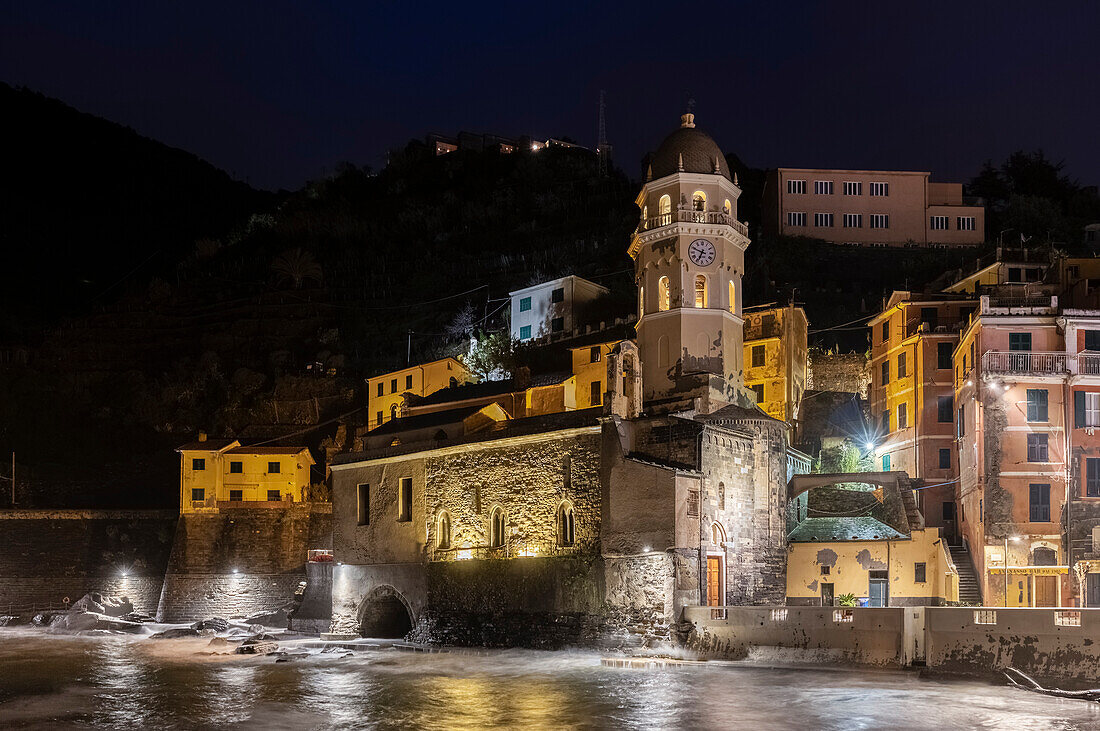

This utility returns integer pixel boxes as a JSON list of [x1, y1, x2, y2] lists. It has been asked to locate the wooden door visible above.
[[1035, 576, 1057, 607], [706, 556, 722, 606]]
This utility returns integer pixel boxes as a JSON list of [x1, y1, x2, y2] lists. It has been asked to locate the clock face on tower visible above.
[[688, 239, 716, 266]]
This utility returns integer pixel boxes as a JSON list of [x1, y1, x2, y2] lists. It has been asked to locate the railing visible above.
[[1079, 354, 1100, 376], [982, 351, 1067, 375], [640, 210, 749, 237]]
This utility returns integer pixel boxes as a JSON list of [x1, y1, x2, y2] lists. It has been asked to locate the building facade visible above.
[[329, 114, 798, 645], [743, 305, 808, 423], [177, 438, 314, 513], [763, 168, 984, 247], [366, 357, 475, 430], [509, 275, 609, 343]]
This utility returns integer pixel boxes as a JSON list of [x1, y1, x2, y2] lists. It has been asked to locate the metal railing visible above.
[[640, 210, 749, 237], [982, 351, 1067, 375]]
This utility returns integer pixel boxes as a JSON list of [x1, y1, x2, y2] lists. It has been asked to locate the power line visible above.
[[808, 312, 878, 335]]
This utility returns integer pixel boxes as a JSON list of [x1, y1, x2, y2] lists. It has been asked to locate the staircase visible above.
[[949, 544, 983, 604]]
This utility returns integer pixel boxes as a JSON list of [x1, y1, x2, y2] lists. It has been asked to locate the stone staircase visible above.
[[949, 544, 983, 604]]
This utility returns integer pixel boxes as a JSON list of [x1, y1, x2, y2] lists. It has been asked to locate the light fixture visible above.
[[643, 545, 652, 553], [231, 568, 240, 574], [966, 380, 973, 387]]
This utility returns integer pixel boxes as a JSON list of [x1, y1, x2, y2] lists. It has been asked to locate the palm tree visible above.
[[271, 248, 323, 289]]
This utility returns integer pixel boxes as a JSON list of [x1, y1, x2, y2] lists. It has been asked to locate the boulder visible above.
[[191, 617, 230, 632], [243, 608, 290, 628], [47, 610, 145, 634], [149, 627, 201, 639], [70, 592, 134, 618]]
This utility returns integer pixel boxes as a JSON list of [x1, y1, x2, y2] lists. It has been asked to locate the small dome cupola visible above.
[[649, 113, 731, 181]]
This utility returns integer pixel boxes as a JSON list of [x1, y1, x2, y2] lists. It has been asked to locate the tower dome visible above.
[[649, 113, 731, 181]]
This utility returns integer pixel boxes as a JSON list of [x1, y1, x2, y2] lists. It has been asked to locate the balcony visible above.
[[982, 351, 1067, 376], [1078, 354, 1100, 376], [640, 210, 749, 237]]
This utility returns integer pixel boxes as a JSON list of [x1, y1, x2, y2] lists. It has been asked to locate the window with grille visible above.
[[930, 215, 949, 230], [814, 180, 833, 195], [870, 214, 890, 229], [957, 216, 976, 231], [843, 181, 862, 195], [843, 213, 862, 228], [814, 212, 834, 227], [752, 345, 765, 368], [1009, 332, 1032, 351], [787, 211, 806, 226], [787, 179, 806, 194], [869, 182, 889, 196], [519, 296, 532, 312]]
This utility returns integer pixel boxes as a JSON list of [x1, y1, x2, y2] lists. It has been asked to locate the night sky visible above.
[[3, 1, 1098, 191]]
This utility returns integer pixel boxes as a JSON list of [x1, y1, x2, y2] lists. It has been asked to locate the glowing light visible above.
[[516, 546, 538, 557], [231, 568, 240, 574], [643, 545, 652, 553], [456, 548, 474, 560], [966, 380, 973, 387], [864, 441, 875, 451]]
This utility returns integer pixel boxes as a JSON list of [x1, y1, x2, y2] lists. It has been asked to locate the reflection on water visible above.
[[1, 629, 1099, 730]]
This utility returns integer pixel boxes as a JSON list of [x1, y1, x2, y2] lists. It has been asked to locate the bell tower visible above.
[[630, 112, 751, 412]]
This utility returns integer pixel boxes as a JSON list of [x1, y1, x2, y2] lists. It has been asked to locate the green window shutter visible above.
[[1075, 390, 1086, 428]]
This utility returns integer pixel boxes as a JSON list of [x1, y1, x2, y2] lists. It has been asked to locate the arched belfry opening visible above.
[[358, 585, 414, 639]]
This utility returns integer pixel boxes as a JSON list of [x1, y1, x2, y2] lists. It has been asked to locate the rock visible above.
[[123, 612, 156, 623], [47, 610, 145, 634], [149, 627, 201, 639], [243, 608, 289, 628], [70, 592, 134, 618], [236, 640, 279, 655], [191, 617, 230, 632]]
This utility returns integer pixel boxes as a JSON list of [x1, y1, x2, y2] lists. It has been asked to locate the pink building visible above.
[[763, 169, 984, 247]]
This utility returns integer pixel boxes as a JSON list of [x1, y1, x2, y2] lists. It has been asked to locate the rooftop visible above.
[[649, 114, 731, 181], [787, 516, 908, 543], [177, 439, 238, 452]]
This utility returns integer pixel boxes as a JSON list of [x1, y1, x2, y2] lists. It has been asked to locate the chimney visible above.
[[198, 431, 208, 442]]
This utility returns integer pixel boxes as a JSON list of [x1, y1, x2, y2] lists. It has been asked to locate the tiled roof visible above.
[[787, 516, 908, 543], [177, 439, 237, 451], [334, 407, 603, 465], [650, 123, 731, 181], [414, 379, 518, 407], [367, 405, 485, 437], [225, 446, 310, 455]]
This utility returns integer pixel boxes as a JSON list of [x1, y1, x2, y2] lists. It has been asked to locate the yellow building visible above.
[[743, 305, 808, 423], [367, 357, 476, 430], [786, 525, 959, 606], [570, 339, 624, 409], [177, 438, 315, 513]]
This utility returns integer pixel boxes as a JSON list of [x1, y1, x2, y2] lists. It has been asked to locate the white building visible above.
[[509, 275, 608, 342]]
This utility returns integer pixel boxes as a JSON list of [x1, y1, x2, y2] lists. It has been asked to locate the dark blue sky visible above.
[[3, 1, 1098, 190]]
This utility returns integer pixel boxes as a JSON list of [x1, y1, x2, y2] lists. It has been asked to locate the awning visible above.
[[988, 565, 1068, 576]]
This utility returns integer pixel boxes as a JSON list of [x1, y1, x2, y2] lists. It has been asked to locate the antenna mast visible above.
[[597, 90, 611, 176]]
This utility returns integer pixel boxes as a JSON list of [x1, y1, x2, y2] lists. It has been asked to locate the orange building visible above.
[[868, 292, 976, 537]]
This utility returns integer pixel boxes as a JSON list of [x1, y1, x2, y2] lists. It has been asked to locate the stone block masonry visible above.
[[157, 504, 332, 622], [0, 510, 177, 616]]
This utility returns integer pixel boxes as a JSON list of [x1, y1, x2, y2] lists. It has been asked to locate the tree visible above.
[[271, 248, 323, 289], [463, 330, 516, 380]]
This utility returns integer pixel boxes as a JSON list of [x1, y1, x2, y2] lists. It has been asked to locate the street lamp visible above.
[[1004, 535, 1023, 606]]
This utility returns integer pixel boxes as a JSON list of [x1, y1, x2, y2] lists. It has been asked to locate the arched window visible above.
[[449, 376, 458, 388], [489, 507, 505, 548], [390, 404, 399, 419], [723, 199, 731, 216], [658, 195, 671, 215], [728, 281, 736, 315], [638, 286, 645, 317], [642, 205, 648, 227], [695, 275, 707, 308], [658, 276, 670, 311], [437, 512, 451, 550], [558, 502, 575, 547], [711, 522, 726, 546], [693, 190, 707, 211]]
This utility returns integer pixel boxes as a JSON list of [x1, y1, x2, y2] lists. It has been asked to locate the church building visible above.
[[329, 114, 797, 645]]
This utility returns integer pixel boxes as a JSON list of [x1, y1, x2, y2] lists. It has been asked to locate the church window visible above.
[[712, 522, 726, 545], [642, 205, 648, 226], [692, 190, 707, 211], [437, 512, 452, 549], [718, 482, 726, 510], [639, 286, 645, 317], [695, 275, 707, 308], [558, 502, 575, 547], [728, 281, 736, 314], [489, 507, 505, 548], [658, 276, 670, 311], [723, 199, 731, 216]]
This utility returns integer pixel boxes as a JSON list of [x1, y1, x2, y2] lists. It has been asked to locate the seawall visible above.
[[0, 510, 177, 616]]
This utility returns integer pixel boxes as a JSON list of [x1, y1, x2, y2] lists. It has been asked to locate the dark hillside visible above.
[[0, 83, 273, 340]]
